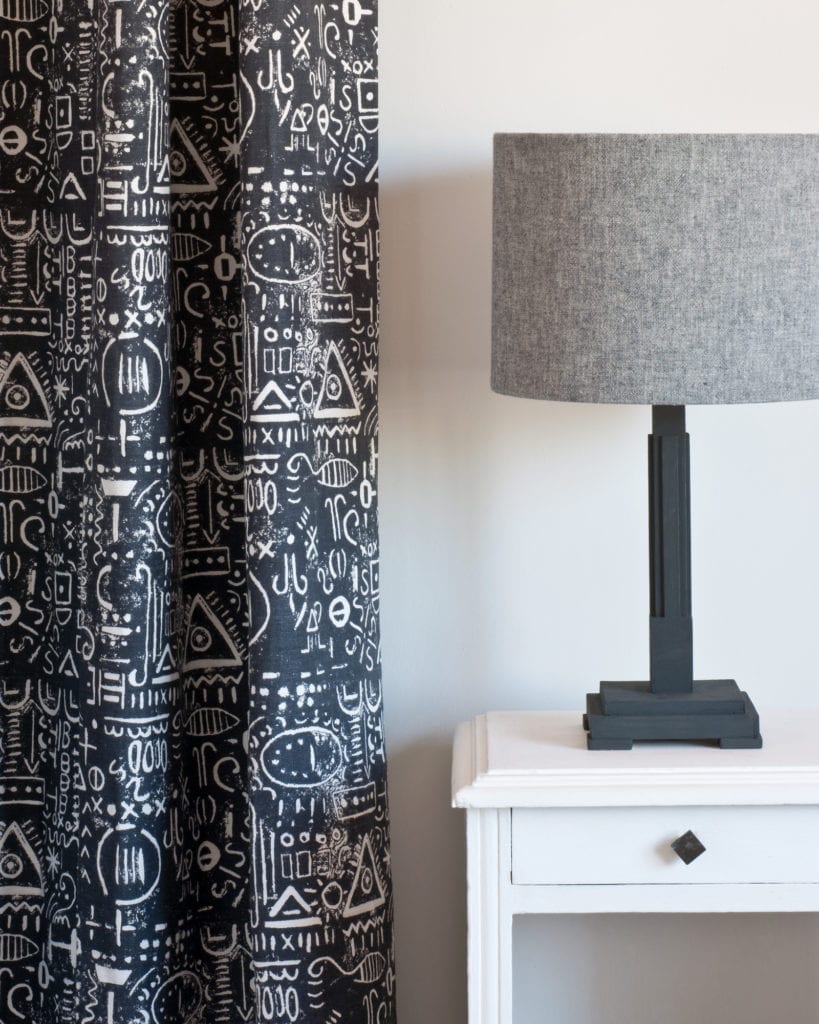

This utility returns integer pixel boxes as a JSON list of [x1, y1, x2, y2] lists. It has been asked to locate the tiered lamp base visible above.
[[583, 680, 762, 750]]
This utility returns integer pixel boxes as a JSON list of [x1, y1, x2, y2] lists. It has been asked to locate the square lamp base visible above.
[[583, 680, 762, 750]]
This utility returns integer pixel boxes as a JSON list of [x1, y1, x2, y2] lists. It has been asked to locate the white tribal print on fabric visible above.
[[0, 0, 395, 1020]]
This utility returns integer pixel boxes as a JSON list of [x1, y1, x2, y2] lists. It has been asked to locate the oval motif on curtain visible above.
[[0, 464, 47, 493], [246, 224, 321, 283], [260, 726, 343, 788], [150, 971, 203, 1024], [100, 335, 164, 415], [0, 933, 38, 962], [96, 826, 161, 906]]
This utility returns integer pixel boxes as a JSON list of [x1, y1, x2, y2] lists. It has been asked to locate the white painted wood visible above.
[[508, 882, 819, 915], [466, 809, 514, 1024], [452, 711, 819, 809], [454, 711, 819, 1024], [452, 719, 480, 808], [496, 810, 513, 1024], [512, 805, 819, 885]]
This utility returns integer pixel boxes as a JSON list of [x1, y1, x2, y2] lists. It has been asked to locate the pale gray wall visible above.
[[379, 2, 819, 1021]]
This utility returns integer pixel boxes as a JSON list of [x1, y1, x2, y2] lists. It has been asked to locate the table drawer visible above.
[[511, 805, 819, 886]]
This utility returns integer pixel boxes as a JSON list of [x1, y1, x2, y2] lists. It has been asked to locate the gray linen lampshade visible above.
[[492, 133, 819, 405]]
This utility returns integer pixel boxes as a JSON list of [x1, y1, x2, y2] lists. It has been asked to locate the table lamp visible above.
[[492, 133, 818, 750]]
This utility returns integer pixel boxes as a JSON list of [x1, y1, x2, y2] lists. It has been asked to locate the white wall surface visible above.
[[379, 2, 819, 1022]]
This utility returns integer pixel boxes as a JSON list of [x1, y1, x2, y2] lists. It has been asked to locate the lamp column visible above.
[[582, 405, 762, 749], [649, 405, 694, 693]]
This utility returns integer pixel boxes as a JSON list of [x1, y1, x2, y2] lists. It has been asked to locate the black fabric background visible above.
[[0, 0, 394, 1019]]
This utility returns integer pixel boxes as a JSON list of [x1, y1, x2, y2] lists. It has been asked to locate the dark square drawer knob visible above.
[[671, 830, 706, 865]]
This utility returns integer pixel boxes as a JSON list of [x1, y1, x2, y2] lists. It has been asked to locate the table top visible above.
[[452, 710, 819, 808]]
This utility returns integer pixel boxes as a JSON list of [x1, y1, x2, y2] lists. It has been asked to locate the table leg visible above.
[[467, 809, 514, 1023]]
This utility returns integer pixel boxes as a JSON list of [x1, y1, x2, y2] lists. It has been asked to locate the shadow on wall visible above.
[[379, 167, 497, 713], [386, 737, 468, 1023], [516, 913, 819, 1024], [379, 167, 646, 709], [380, 169, 493, 374], [379, 169, 647, 1024], [379, 168, 493, 1024]]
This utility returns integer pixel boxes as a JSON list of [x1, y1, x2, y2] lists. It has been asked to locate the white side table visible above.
[[452, 711, 819, 1024]]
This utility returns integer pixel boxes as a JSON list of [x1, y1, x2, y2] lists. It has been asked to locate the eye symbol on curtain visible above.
[[325, 374, 342, 401], [0, 353, 52, 427], [0, 853, 23, 880], [5, 384, 30, 411], [183, 594, 242, 670], [191, 626, 213, 652], [0, 823, 43, 895], [170, 150, 187, 176], [358, 866, 374, 895]]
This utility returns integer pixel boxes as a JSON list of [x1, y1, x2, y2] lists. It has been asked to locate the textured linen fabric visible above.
[[492, 134, 819, 404], [0, 0, 395, 1021]]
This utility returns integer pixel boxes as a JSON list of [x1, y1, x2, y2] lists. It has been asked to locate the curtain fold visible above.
[[0, 0, 395, 1019]]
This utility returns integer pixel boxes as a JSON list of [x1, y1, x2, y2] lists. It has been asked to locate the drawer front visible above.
[[511, 806, 819, 886]]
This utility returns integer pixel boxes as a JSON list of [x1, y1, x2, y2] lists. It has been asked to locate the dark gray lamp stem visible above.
[[649, 405, 694, 694]]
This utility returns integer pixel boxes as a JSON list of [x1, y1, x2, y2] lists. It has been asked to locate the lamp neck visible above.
[[649, 404, 694, 693]]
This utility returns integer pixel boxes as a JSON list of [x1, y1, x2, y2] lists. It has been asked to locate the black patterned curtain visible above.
[[0, 0, 394, 1018]]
